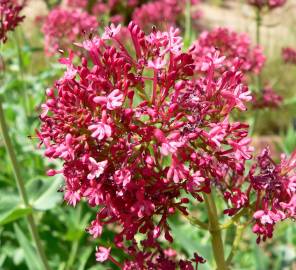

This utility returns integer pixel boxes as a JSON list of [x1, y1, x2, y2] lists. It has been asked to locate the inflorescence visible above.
[[38, 22, 296, 269]]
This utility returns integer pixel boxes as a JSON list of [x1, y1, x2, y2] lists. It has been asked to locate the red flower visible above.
[[38, 21, 296, 268]]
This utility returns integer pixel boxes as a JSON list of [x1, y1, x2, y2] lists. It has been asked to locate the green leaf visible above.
[[31, 177, 63, 211], [13, 223, 43, 270], [169, 217, 212, 270], [254, 242, 269, 270], [0, 206, 32, 226], [0, 192, 32, 226], [283, 96, 296, 106]]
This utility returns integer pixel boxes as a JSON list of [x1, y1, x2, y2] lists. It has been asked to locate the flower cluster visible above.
[[66, 0, 88, 9], [42, 0, 201, 55], [282, 47, 296, 65], [250, 148, 296, 243], [65, 0, 201, 30], [132, 0, 201, 31], [189, 27, 266, 75], [0, 0, 25, 43], [38, 22, 296, 268], [42, 8, 98, 55], [247, 0, 286, 9], [252, 87, 283, 109]]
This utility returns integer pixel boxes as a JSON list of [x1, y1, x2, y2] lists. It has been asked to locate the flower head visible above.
[[42, 8, 98, 55], [248, 0, 286, 9], [0, 0, 25, 43], [190, 27, 266, 75], [38, 21, 296, 267], [282, 47, 296, 64]]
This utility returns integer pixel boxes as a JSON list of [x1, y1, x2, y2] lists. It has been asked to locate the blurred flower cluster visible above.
[[38, 21, 296, 268], [42, 7, 98, 55], [132, 0, 202, 31], [41, 0, 201, 54], [252, 87, 283, 109], [189, 27, 266, 75], [282, 47, 296, 64], [0, 0, 25, 43], [247, 0, 286, 9]]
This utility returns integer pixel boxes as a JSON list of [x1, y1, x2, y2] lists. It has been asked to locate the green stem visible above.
[[65, 240, 79, 270], [220, 207, 249, 230], [204, 193, 228, 270], [185, 215, 208, 230], [184, 0, 192, 49], [255, 7, 262, 92], [226, 224, 245, 266], [0, 96, 50, 270], [14, 30, 29, 118], [251, 7, 263, 136]]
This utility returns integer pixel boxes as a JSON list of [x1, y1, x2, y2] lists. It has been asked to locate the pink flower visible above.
[[148, 58, 167, 69], [114, 168, 131, 187], [102, 23, 121, 40], [161, 141, 183, 156], [87, 219, 103, 238], [167, 157, 189, 183], [221, 84, 252, 113], [106, 89, 124, 110], [94, 89, 124, 110], [187, 171, 205, 192], [64, 189, 81, 207], [88, 122, 112, 140], [95, 246, 111, 262], [87, 158, 108, 180], [40, 104, 49, 119], [205, 118, 229, 147], [228, 138, 254, 160]]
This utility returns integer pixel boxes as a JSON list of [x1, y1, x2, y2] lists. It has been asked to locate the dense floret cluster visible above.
[[282, 47, 296, 64], [0, 0, 25, 43], [38, 22, 296, 268], [247, 0, 286, 9], [42, 8, 98, 55], [250, 148, 296, 243], [189, 28, 266, 75]]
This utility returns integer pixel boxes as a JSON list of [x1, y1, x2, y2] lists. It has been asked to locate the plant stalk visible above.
[[251, 7, 263, 136], [204, 193, 228, 270], [0, 96, 50, 270], [255, 7, 262, 91], [14, 30, 29, 118]]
